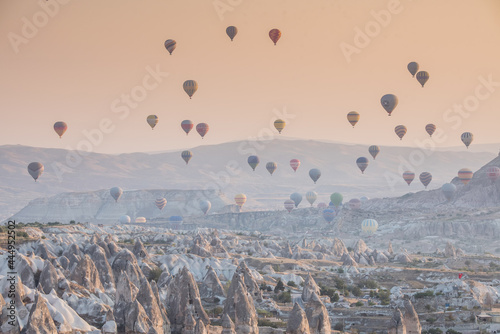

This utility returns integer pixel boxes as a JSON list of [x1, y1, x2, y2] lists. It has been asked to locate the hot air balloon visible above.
[[181, 150, 193, 165], [266, 162, 277, 175], [164, 39, 176, 55], [419, 172, 432, 189], [269, 28, 281, 45], [234, 194, 247, 208], [402, 171, 415, 185], [169, 216, 183, 227], [381, 94, 398, 116], [368, 145, 380, 159], [458, 168, 473, 185], [441, 183, 456, 201], [309, 169, 321, 184], [407, 62, 419, 77], [274, 119, 285, 134], [349, 198, 362, 210], [416, 71, 429, 87], [147, 115, 158, 130], [284, 199, 295, 213], [27, 162, 44, 181], [226, 26, 238, 41], [290, 193, 302, 208], [290, 159, 300, 172], [330, 193, 343, 207], [196, 123, 209, 138], [199, 200, 211, 215], [458, 273, 463, 279], [361, 219, 378, 234], [183, 80, 198, 99], [181, 120, 194, 135], [110, 187, 123, 202], [119, 215, 131, 224], [395, 125, 407, 140], [461, 132, 473, 148], [53, 121, 67, 138], [323, 209, 336, 223], [425, 124, 436, 137], [306, 191, 318, 206], [248, 156, 260, 171], [155, 198, 167, 210], [356, 157, 369, 174], [135, 217, 147, 223], [486, 166, 500, 182], [317, 202, 328, 209], [360, 196, 369, 202], [347, 111, 360, 128]]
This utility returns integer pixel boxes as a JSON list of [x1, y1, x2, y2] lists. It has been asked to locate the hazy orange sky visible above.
[[1, 0, 500, 154]]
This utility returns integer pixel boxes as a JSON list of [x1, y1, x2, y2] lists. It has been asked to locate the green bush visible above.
[[274, 279, 285, 293], [149, 268, 163, 282], [287, 281, 297, 287], [274, 291, 291, 303], [414, 290, 434, 298], [355, 301, 364, 307]]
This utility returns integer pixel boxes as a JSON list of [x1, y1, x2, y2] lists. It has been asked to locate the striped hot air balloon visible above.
[[403, 171, 415, 185], [407, 62, 419, 77], [181, 150, 193, 165], [147, 115, 158, 130], [196, 123, 209, 138], [322, 209, 336, 223], [248, 155, 260, 171], [306, 191, 318, 206], [155, 198, 167, 210], [425, 124, 436, 137], [135, 217, 147, 223], [274, 119, 285, 134], [419, 172, 432, 189], [395, 125, 407, 140], [416, 71, 429, 87], [317, 202, 328, 209], [53, 121, 67, 138], [381, 94, 398, 116], [290, 159, 300, 172], [27, 162, 44, 181], [309, 168, 321, 184], [266, 162, 277, 175], [361, 219, 378, 234], [234, 194, 247, 208], [486, 166, 500, 182], [347, 111, 360, 128], [226, 26, 238, 41], [284, 199, 295, 213], [181, 120, 194, 135], [269, 28, 281, 45], [368, 145, 380, 159], [183, 80, 198, 99], [458, 168, 473, 185], [461, 132, 473, 148], [349, 198, 361, 210], [356, 157, 369, 174], [164, 39, 176, 55]]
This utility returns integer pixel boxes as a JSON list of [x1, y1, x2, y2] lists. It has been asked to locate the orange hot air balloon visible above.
[[234, 193, 247, 210], [458, 168, 473, 185], [425, 124, 436, 137], [402, 171, 415, 185], [53, 122, 68, 138], [269, 29, 281, 45]]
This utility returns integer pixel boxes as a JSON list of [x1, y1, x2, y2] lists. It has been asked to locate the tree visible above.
[[287, 281, 297, 287], [274, 279, 285, 293], [352, 286, 362, 297], [484, 293, 494, 310]]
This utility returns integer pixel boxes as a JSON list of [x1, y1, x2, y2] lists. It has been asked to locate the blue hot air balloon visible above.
[[323, 209, 336, 223]]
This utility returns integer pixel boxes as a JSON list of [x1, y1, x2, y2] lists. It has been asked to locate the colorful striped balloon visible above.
[[181, 150, 192, 165], [234, 194, 247, 208], [347, 111, 360, 128], [274, 119, 285, 134], [147, 115, 158, 130], [306, 191, 318, 206], [181, 120, 194, 135], [361, 219, 378, 234], [356, 157, 369, 174], [368, 145, 380, 159], [164, 39, 176, 55], [53, 121, 67, 138], [196, 123, 209, 138], [395, 125, 407, 140], [284, 199, 295, 213], [425, 124, 436, 137], [403, 171, 415, 185], [419, 172, 432, 189], [266, 162, 277, 175], [155, 198, 167, 210], [461, 132, 473, 148], [183, 80, 198, 99], [416, 71, 429, 87], [226, 26, 238, 41], [486, 166, 500, 182], [323, 209, 336, 223], [458, 168, 473, 185], [290, 159, 300, 172], [269, 28, 281, 45]]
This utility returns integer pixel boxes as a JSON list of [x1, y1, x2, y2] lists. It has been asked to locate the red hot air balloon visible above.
[[53, 122, 68, 138], [269, 29, 281, 45], [181, 120, 194, 135], [290, 159, 300, 172], [458, 273, 463, 279], [196, 123, 209, 139]]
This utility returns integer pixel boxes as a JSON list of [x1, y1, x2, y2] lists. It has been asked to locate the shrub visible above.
[[355, 301, 364, 307], [334, 323, 344, 331], [414, 290, 434, 298], [274, 291, 291, 303], [149, 268, 163, 282], [287, 281, 297, 287], [274, 279, 285, 293]]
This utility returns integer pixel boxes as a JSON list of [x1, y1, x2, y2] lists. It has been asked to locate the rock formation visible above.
[[287, 302, 311, 334]]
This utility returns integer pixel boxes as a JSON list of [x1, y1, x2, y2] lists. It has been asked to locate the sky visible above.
[[1, 0, 500, 154]]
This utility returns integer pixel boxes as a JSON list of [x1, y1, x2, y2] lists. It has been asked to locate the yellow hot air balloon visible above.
[[234, 194, 247, 210], [183, 80, 198, 99], [274, 119, 285, 134], [147, 115, 158, 130], [347, 111, 360, 128]]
